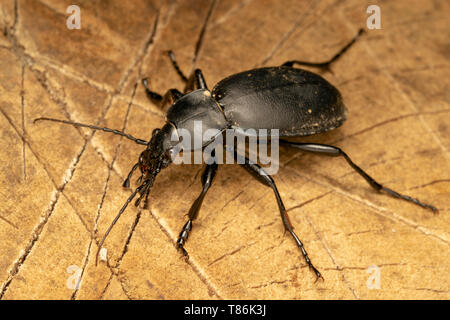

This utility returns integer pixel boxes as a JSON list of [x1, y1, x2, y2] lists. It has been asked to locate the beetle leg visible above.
[[236, 152, 323, 281], [142, 78, 183, 111], [166, 50, 209, 92], [282, 28, 365, 72], [167, 50, 189, 82], [33, 117, 148, 145], [184, 69, 209, 93], [123, 163, 140, 188], [177, 155, 218, 258], [160, 89, 183, 110], [143, 187, 151, 209], [95, 179, 151, 265], [281, 140, 438, 213]]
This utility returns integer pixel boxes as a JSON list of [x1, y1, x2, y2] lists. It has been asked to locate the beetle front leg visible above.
[[184, 69, 208, 92], [282, 29, 365, 72], [281, 140, 438, 212], [167, 50, 208, 92], [142, 78, 183, 111], [237, 153, 323, 281], [143, 186, 151, 209], [177, 158, 218, 257]]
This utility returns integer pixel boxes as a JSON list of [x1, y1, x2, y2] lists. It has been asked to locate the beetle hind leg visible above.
[[281, 140, 438, 213], [282, 28, 365, 72]]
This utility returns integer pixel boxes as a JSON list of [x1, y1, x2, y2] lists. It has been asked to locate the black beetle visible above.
[[35, 29, 437, 280]]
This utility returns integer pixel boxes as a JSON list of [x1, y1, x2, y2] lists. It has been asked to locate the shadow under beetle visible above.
[[35, 29, 437, 281]]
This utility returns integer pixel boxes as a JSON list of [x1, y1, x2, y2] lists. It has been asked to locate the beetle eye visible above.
[[152, 128, 160, 136]]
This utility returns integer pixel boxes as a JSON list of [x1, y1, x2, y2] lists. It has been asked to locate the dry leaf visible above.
[[0, 0, 448, 300]]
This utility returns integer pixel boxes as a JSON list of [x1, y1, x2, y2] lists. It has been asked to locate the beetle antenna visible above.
[[95, 179, 150, 266], [34, 117, 148, 145]]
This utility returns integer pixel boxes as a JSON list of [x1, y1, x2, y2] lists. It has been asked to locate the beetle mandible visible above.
[[35, 29, 437, 281]]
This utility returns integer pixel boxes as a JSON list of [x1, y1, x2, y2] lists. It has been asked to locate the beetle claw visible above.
[[179, 245, 189, 260], [311, 266, 324, 283]]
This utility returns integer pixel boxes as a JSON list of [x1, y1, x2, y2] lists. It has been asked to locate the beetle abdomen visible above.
[[212, 67, 346, 136]]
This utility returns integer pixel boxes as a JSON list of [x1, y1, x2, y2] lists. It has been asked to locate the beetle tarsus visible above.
[[95, 180, 151, 264], [33, 117, 148, 145], [173, 159, 218, 258], [142, 78, 163, 103], [143, 188, 151, 209], [281, 140, 438, 214], [381, 187, 438, 213]]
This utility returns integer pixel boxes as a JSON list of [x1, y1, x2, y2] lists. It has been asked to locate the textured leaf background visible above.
[[0, 0, 449, 300]]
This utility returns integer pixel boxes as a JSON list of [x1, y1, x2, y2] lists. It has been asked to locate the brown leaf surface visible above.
[[0, 0, 449, 300]]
